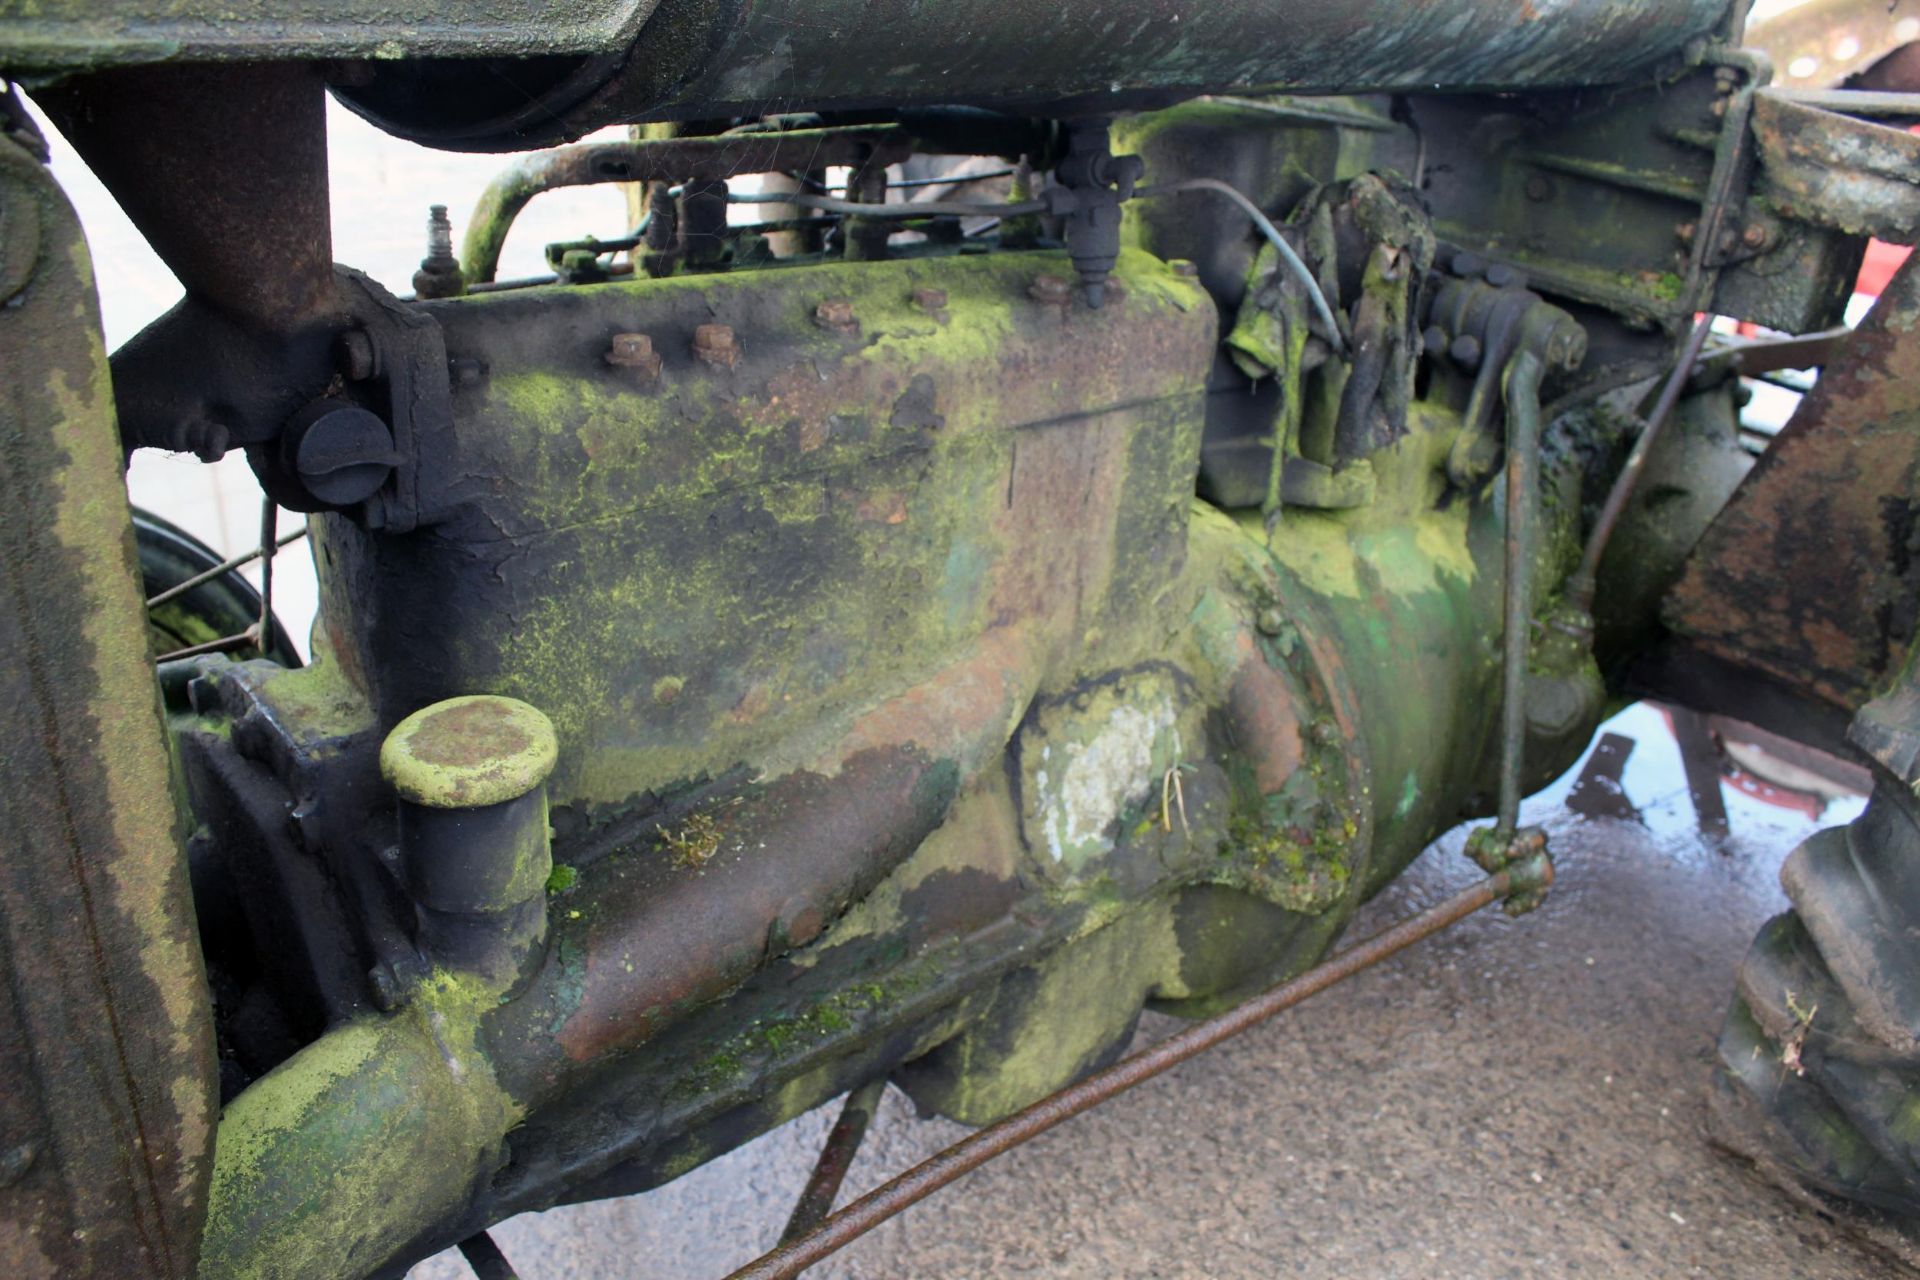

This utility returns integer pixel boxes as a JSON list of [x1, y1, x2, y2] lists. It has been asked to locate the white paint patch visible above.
[[1033, 697, 1178, 867]]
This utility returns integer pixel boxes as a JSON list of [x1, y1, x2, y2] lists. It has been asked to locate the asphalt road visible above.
[[409, 705, 1901, 1280]]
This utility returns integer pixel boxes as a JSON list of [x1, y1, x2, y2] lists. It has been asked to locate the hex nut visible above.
[[813, 298, 858, 334], [605, 332, 663, 381], [693, 323, 741, 369]]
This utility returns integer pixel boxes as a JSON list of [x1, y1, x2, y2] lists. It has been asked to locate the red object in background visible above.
[[1859, 238, 1913, 299], [1852, 122, 1920, 300]]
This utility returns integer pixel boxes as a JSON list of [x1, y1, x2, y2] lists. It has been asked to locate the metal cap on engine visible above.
[[380, 694, 558, 810]]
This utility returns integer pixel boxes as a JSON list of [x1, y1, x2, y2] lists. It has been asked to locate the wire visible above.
[[891, 167, 1018, 190], [726, 190, 1046, 219], [1136, 178, 1346, 356]]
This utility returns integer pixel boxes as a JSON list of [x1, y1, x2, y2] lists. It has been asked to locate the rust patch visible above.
[[1222, 633, 1307, 794], [1668, 252, 1920, 711], [404, 699, 533, 769]]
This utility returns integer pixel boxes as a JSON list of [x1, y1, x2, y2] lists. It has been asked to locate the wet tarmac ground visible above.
[[409, 704, 1900, 1280]]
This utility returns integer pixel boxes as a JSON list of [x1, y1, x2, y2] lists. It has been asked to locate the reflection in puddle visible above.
[[1567, 731, 1639, 822], [1541, 702, 1868, 862]]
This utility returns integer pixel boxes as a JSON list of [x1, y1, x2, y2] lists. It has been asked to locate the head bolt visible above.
[[1256, 606, 1287, 636], [1524, 174, 1553, 202], [1740, 222, 1772, 251], [812, 298, 859, 335], [912, 286, 949, 312], [693, 323, 741, 369], [1169, 258, 1200, 278], [604, 332, 663, 382], [1449, 334, 1484, 370], [412, 204, 466, 300], [1029, 273, 1074, 306]]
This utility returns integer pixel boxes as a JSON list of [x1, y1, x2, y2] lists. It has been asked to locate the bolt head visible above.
[[1029, 273, 1073, 305], [1740, 222, 1771, 250], [1256, 606, 1287, 636], [1169, 258, 1199, 278], [604, 332, 663, 381], [912, 286, 949, 311], [693, 323, 741, 368], [1484, 262, 1524, 290], [1524, 174, 1553, 202], [1449, 334, 1484, 369], [812, 297, 859, 335]]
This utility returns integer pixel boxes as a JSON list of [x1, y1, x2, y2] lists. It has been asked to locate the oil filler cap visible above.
[[380, 694, 558, 810], [283, 398, 406, 508]]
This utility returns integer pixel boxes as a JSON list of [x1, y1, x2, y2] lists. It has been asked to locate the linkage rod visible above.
[[779, 1077, 890, 1246], [724, 859, 1547, 1280]]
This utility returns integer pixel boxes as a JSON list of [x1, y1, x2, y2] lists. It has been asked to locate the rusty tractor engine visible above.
[[3, 0, 1920, 1275]]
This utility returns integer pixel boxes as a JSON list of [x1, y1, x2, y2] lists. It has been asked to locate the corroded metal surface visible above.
[[332, 5, 1723, 150], [1751, 88, 1920, 245], [0, 134, 217, 1277], [0, 0, 660, 70], [1667, 252, 1920, 712]]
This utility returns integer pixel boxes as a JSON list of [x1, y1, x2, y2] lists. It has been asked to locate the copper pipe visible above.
[[725, 857, 1549, 1280]]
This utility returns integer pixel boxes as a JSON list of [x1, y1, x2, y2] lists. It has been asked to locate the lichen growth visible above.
[[663, 809, 726, 868]]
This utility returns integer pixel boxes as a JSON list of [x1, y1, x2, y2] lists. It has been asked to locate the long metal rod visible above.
[[144, 524, 307, 609], [456, 1230, 520, 1280], [1496, 351, 1545, 838], [722, 861, 1542, 1280], [1568, 315, 1715, 613], [780, 1077, 889, 1246]]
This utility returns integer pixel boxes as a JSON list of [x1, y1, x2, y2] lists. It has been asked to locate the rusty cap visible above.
[[380, 694, 558, 809]]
